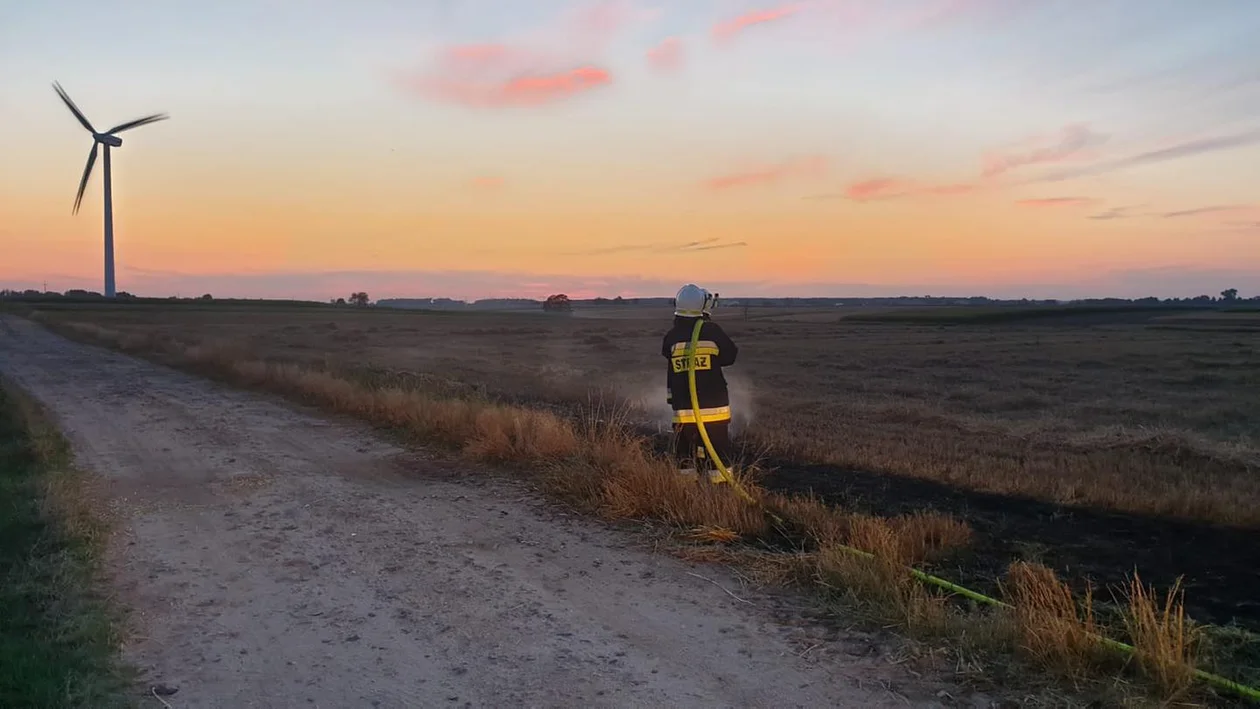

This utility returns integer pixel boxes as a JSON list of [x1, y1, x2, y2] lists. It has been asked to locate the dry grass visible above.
[[18, 308, 1250, 705], [1122, 574, 1203, 699], [1004, 561, 1110, 677], [23, 303, 1259, 527], [813, 538, 955, 637]]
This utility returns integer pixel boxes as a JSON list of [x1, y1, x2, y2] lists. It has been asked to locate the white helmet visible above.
[[674, 283, 718, 317]]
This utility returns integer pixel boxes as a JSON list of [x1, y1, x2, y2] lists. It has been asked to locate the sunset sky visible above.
[[2, 0, 1258, 300]]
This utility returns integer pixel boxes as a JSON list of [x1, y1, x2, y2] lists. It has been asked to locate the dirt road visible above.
[[0, 315, 958, 708]]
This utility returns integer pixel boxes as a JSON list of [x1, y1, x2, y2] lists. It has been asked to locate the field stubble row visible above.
[[35, 304, 1259, 526]]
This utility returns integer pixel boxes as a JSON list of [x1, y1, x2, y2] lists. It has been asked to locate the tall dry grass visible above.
[[1121, 573, 1203, 699], [29, 314, 1236, 705], [1004, 561, 1110, 677]]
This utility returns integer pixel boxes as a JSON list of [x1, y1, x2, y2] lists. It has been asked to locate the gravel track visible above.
[[0, 315, 958, 708]]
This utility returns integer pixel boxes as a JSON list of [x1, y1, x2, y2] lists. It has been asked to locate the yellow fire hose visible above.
[[682, 318, 1260, 703], [685, 318, 756, 504]]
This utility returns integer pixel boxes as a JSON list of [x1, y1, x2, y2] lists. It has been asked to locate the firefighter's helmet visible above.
[[674, 284, 718, 317]]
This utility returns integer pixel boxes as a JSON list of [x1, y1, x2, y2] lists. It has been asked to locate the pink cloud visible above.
[[400, 66, 613, 108], [981, 124, 1108, 178], [712, 3, 808, 41], [838, 123, 1110, 204], [436, 44, 544, 73], [647, 36, 684, 72], [717, 0, 1017, 51], [568, 0, 662, 38], [705, 156, 828, 190], [1015, 197, 1098, 208], [395, 1, 654, 108]]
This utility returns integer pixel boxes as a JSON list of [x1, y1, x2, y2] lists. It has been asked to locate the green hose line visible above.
[[679, 318, 1259, 703]]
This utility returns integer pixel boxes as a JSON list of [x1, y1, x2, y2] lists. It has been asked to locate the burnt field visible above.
[[759, 458, 1260, 634], [17, 301, 1260, 640]]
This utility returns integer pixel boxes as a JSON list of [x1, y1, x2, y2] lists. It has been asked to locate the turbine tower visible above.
[[53, 81, 168, 298]]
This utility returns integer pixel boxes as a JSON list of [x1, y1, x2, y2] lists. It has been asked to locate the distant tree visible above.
[[542, 294, 572, 312], [349, 292, 370, 307], [116, 291, 135, 299], [1221, 288, 1238, 302], [335, 297, 347, 305], [201, 293, 213, 300]]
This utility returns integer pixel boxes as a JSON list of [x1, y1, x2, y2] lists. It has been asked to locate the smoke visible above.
[[724, 371, 757, 435], [622, 370, 757, 436], [623, 379, 674, 433]]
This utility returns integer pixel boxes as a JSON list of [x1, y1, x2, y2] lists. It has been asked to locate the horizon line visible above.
[[4, 289, 1252, 304]]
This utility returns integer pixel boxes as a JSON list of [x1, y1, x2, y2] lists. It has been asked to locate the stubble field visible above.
[[16, 300, 1260, 700]]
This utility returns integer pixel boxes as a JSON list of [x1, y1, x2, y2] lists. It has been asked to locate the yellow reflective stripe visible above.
[[671, 341, 719, 356], [672, 406, 732, 424]]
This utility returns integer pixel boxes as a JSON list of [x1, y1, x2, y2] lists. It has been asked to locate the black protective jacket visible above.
[[661, 315, 738, 422]]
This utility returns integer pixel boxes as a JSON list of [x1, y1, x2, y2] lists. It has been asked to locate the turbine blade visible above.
[[73, 143, 99, 215], [107, 112, 169, 134], [52, 81, 96, 133]]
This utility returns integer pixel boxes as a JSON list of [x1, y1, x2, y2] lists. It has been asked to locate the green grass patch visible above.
[[0, 384, 134, 709]]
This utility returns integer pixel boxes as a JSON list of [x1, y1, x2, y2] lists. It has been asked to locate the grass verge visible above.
[[29, 314, 1253, 707], [0, 381, 133, 709]]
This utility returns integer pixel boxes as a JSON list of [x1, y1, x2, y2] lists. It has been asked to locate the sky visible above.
[[2, 0, 1259, 301]]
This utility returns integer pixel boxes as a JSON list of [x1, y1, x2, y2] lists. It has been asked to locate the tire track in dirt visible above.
[[0, 315, 963, 709]]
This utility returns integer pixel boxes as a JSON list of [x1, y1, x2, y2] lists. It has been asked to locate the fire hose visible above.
[[682, 317, 1260, 703]]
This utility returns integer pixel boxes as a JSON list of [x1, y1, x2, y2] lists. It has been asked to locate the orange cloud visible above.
[[402, 66, 613, 108], [1015, 197, 1098, 208], [705, 156, 827, 190], [845, 177, 914, 200], [712, 3, 807, 41], [469, 176, 506, 190], [647, 37, 684, 72], [843, 177, 977, 201]]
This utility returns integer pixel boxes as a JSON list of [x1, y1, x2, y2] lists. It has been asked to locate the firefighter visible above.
[[662, 283, 739, 483]]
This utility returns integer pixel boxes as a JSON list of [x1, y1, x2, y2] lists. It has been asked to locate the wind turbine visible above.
[[53, 81, 168, 298]]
